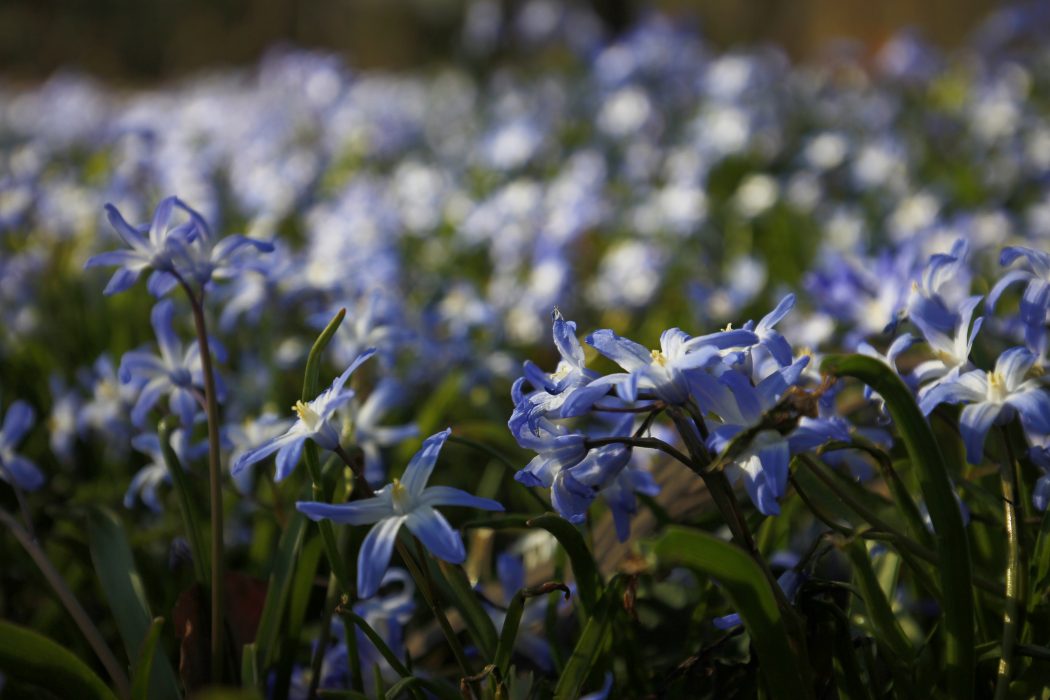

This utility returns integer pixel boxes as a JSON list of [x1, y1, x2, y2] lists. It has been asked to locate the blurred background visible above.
[[0, 0, 1004, 81]]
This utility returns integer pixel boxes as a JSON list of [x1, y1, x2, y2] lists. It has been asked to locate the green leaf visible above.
[[253, 510, 309, 671], [86, 506, 180, 700], [553, 582, 616, 700], [822, 354, 974, 700], [304, 308, 346, 400], [843, 540, 913, 665], [131, 617, 165, 700], [241, 643, 259, 689], [494, 590, 526, 678], [527, 514, 601, 616], [338, 610, 411, 679], [434, 560, 499, 661], [0, 620, 117, 700], [645, 526, 812, 699]]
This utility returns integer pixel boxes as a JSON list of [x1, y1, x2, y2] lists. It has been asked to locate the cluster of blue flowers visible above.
[[2, 1, 1050, 697]]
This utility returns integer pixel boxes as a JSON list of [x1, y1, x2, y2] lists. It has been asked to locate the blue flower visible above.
[[987, 246, 1050, 353], [509, 412, 587, 489], [85, 197, 273, 297], [743, 293, 797, 367], [0, 400, 43, 492], [232, 349, 375, 481], [347, 379, 419, 484], [165, 206, 274, 288], [119, 300, 213, 427], [126, 429, 208, 512], [297, 428, 504, 598], [920, 347, 1050, 464], [571, 326, 757, 409], [518, 309, 601, 417], [84, 197, 199, 296], [225, 413, 295, 493]]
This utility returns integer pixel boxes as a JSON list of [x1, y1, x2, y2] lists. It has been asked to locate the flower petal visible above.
[[419, 485, 504, 511], [296, 496, 393, 526], [400, 428, 451, 495], [960, 401, 1002, 465], [356, 516, 406, 598], [405, 506, 465, 564]]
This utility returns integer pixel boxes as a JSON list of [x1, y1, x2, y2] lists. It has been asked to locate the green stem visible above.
[[995, 427, 1029, 700], [0, 508, 131, 700], [158, 415, 209, 584], [398, 537, 474, 684], [178, 279, 225, 682]]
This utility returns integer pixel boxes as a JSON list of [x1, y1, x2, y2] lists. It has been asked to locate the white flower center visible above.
[[293, 400, 323, 433], [391, 478, 412, 514], [650, 349, 668, 367], [987, 371, 1008, 404]]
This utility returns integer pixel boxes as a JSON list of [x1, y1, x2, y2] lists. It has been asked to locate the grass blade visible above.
[[822, 354, 974, 700], [527, 514, 600, 615], [645, 526, 811, 699], [87, 506, 180, 700], [131, 617, 165, 700]]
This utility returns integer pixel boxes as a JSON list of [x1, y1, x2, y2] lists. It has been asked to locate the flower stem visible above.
[[0, 508, 131, 700], [397, 536, 475, 685], [995, 426, 1028, 700], [178, 278, 226, 682]]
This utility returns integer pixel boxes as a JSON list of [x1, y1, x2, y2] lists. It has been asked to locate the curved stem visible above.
[[583, 436, 692, 470], [0, 508, 131, 700], [177, 278, 226, 682]]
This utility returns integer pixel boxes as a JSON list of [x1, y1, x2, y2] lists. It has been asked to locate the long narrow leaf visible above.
[[553, 583, 616, 700], [131, 617, 165, 700], [434, 560, 499, 661], [86, 506, 180, 700], [253, 510, 309, 670], [822, 354, 974, 700], [645, 526, 811, 699], [527, 514, 600, 615], [0, 620, 117, 700]]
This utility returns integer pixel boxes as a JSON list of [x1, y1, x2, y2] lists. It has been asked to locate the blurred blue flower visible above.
[[84, 197, 198, 296], [126, 428, 207, 512], [988, 246, 1050, 353], [119, 300, 213, 427], [297, 428, 504, 598], [0, 400, 43, 492]]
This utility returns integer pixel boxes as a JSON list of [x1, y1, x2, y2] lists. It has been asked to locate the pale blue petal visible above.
[[400, 428, 451, 495], [2, 455, 44, 491], [552, 310, 585, 368], [960, 402, 1002, 465], [1, 401, 35, 446], [274, 437, 306, 481], [104, 203, 148, 249], [987, 269, 1034, 311], [419, 485, 504, 511], [357, 516, 406, 598], [296, 497, 393, 526], [232, 431, 302, 475], [131, 376, 170, 427], [103, 267, 143, 295], [995, 347, 1036, 388], [406, 506, 465, 564], [586, 330, 651, 372]]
